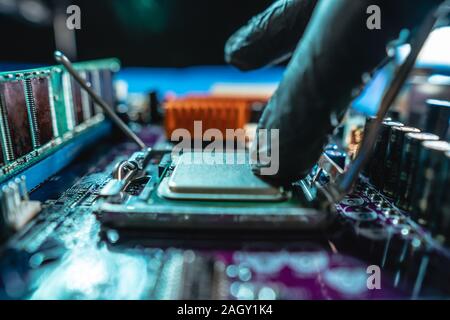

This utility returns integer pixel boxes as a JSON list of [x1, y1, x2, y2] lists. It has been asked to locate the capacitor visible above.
[[435, 151, 450, 245], [425, 99, 450, 140], [383, 126, 421, 197], [362, 117, 394, 176], [412, 141, 450, 228], [370, 121, 404, 188], [395, 133, 440, 211], [361, 116, 377, 176]]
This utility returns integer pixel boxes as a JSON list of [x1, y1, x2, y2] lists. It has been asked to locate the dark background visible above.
[[0, 0, 273, 67]]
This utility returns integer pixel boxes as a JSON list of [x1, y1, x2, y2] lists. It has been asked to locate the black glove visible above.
[[225, 0, 318, 71], [226, 0, 442, 186]]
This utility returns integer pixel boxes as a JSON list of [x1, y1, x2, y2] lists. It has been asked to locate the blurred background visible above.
[[0, 0, 273, 66], [1, 0, 448, 127]]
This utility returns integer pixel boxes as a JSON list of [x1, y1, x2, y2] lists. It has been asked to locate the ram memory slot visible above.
[[90, 70, 103, 114], [62, 72, 76, 130], [0, 80, 33, 159], [100, 69, 115, 107], [0, 93, 14, 163], [0, 58, 120, 185], [50, 69, 70, 136], [70, 75, 84, 125], [85, 71, 98, 116], [23, 78, 40, 148], [79, 71, 93, 120], [28, 75, 55, 146]]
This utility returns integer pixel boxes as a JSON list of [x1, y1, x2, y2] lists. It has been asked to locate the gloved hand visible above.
[[225, 0, 318, 71], [226, 0, 442, 186]]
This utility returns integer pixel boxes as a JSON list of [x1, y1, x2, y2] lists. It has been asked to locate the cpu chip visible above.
[[158, 152, 286, 201]]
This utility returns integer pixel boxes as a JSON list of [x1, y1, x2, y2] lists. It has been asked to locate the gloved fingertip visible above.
[[251, 163, 307, 187], [224, 36, 257, 71]]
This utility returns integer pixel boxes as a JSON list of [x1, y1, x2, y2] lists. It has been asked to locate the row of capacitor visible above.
[[363, 114, 449, 244]]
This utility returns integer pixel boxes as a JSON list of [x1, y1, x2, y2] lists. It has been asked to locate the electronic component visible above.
[[164, 96, 267, 141], [361, 116, 376, 176], [412, 140, 450, 227], [88, 70, 103, 115], [369, 120, 404, 188], [383, 126, 421, 197], [54, 51, 146, 150], [395, 132, 440, 211], [29, 75, 55, 146], [100, 69, 115, 107], [434, 151, 450, 245], [0, 80, 34, 159], [100, 149, 152, 197], [49, 69, 71, 136], [0, 58, 120, 187], [97, 150, 337, 233], [70, 76, 85, 125], [425, 99, 450, 140], [78, 71, 92, 121], [361, 116, 391, 176], [158, 152, 286, 201]]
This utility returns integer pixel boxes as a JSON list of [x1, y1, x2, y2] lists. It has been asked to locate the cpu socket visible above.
[[97, 150, 332, 233]]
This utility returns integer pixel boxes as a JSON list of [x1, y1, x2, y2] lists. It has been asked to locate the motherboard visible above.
[[0, 126, 448, 300], [0, 61, 449, 300]]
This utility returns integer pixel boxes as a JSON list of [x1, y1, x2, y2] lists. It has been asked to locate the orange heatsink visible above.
[[164, 96, 266, 140]]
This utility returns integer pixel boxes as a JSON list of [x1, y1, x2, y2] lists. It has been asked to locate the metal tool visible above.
[[54, 51, 147, 150]]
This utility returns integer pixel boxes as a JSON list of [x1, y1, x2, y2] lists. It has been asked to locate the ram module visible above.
[[0, 59, 120, 186]]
